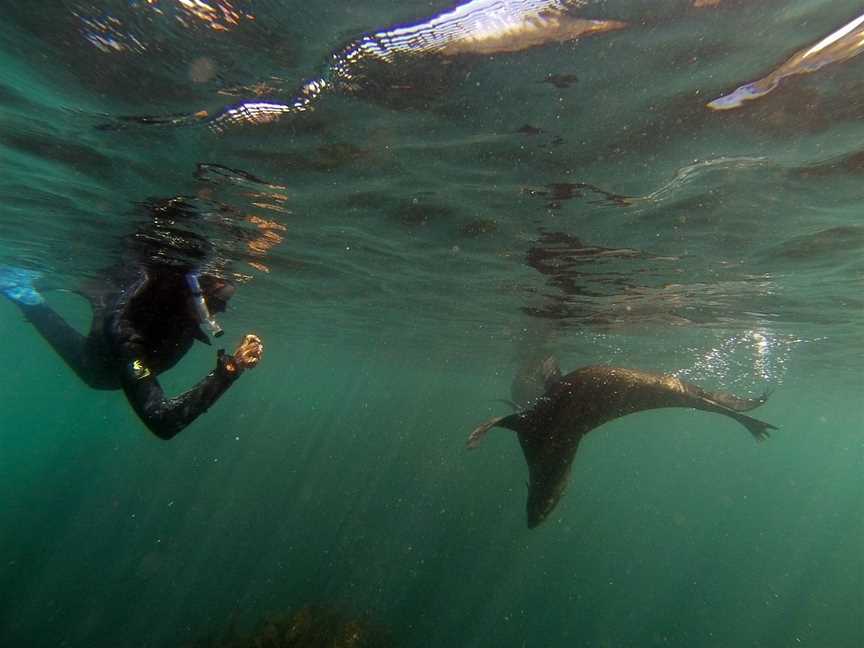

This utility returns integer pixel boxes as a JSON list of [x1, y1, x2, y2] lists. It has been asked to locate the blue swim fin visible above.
[[0, 266, 44, 305]]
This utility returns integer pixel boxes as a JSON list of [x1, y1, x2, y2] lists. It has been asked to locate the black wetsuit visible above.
[[18, 269, 240, 439]]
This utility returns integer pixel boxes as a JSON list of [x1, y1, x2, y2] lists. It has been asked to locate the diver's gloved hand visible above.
[[217, 334, 263, 377], [0, 266, 44, 306], [234, 333, 263, 370]]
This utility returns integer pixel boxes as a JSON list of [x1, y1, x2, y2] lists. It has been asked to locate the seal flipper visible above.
[[541, 355, 562, 390], [467, 412, 533, 449], [723, 409, 777, 442], [511, 353, 561, 408], [698, 396, 777, 442]]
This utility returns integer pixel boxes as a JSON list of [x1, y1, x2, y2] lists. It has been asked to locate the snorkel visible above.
[[186, 273, 223, 338]]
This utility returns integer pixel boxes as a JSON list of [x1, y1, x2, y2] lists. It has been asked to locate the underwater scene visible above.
[[0, 1, 862, 646]]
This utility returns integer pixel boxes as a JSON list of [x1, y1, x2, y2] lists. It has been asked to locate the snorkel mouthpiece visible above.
[[186, 273, 224, 338]]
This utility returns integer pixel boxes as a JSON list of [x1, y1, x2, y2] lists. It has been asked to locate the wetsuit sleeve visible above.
[[121, 351, 241, 440]]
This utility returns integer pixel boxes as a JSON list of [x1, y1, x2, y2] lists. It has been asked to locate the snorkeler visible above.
[[0, 262, 263, 440], [0, 199, 264, 439]]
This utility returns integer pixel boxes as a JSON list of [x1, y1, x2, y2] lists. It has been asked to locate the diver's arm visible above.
[[121, 350, 242, 440], [121, 334, 263, 440]]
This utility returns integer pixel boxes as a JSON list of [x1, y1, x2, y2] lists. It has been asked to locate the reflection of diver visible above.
[[0, 211, 263, 440]]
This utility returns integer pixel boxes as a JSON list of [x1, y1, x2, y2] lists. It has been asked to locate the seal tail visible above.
[[708, 388, 773, 412], [541, 355, 562, 390], [467, 413, 529, 449], [697, 388, 777, 441]]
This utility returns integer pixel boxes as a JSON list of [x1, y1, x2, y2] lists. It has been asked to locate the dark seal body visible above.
[[468, 365, 776, 528]]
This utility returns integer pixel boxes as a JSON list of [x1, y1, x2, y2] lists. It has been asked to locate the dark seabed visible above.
[[0, 1, 862, 647]]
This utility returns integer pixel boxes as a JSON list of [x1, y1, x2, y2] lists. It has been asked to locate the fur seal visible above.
[[468, 363, 776, 528]]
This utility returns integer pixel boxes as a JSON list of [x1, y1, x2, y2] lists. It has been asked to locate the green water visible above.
[[1, 1, 863, 646], [2, 312, 861, 647]]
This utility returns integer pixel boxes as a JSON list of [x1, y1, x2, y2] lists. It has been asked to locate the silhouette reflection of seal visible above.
[[468, 363, 776, 528]]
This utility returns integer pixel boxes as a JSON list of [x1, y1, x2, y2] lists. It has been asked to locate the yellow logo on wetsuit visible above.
[[131, 359, 151, 380]]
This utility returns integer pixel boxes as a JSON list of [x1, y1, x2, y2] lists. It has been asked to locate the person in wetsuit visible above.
[[0, 264, 263, 440], [0, 192, 265, 438]]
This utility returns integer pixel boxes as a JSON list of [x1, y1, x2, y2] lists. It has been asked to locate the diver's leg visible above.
[[17, 302, 95, 385], [2, 266, 115, 387]]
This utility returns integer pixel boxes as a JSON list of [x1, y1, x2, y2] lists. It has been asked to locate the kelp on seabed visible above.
[[708, 11, 864, 110], [185, 604, 395, 648]]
